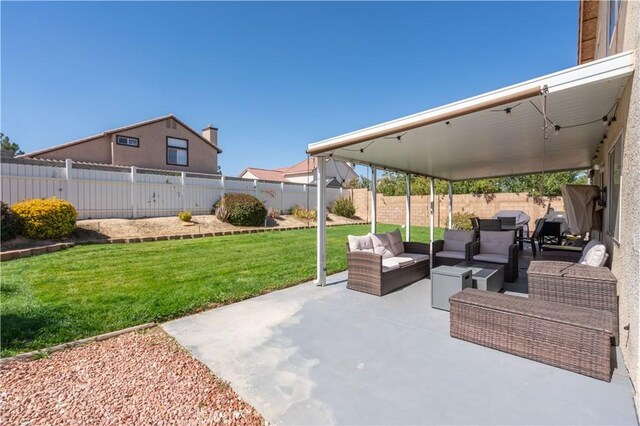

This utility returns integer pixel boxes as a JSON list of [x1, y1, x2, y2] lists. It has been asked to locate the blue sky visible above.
[[2, 1, 578, 176]]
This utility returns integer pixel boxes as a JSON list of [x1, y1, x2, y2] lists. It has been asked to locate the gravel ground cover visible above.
[[0, 328, 264, 425]]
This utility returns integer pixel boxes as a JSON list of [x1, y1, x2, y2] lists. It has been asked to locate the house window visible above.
[[116, 135, 139, 147], [607, 133, 623, 241], [167, 137, 188, 166], [607, 0, 621, 48]]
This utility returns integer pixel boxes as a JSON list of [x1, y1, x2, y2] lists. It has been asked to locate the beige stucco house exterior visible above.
[[20, 114, 222, 174], [579, 0, 640, 410], [239, 157, 358, 187]]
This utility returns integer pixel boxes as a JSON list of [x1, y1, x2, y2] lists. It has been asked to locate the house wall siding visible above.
[[591, 0, 640, 409]]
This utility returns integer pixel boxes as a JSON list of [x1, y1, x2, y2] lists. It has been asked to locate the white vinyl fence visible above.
[[0, 159, 344, 220]]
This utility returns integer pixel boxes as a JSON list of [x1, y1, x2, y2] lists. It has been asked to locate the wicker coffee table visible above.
[[455, 261, 504, 292]]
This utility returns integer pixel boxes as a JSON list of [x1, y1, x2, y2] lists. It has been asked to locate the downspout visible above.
[[110, 135, 115, 165]]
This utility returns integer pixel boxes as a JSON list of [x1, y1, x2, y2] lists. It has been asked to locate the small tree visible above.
[[0, 133, 24, 156]]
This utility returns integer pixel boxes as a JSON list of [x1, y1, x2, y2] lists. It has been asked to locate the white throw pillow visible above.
[[348, 235, 374, 252], [387, 229, 405, 256], [369, 233, 394, 259], [579, 242, 608, 267]]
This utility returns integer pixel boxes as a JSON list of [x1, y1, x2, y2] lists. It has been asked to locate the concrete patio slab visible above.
[[163, 272, 638, 425]]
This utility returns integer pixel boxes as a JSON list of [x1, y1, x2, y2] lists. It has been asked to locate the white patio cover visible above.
[[561, 184, 599, 235]]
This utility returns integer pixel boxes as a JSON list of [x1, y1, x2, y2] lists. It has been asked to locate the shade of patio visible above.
[[162, 262, 637, 425]]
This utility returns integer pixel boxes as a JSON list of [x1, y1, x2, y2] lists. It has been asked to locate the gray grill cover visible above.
[[561, 184, 599, 235], [492, 210, 531, 227]]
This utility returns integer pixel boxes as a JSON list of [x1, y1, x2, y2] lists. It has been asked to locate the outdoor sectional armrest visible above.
[[346, 250, 383, 273], [403, 241, 430, 255], [509, 243, 519, 261], [431, 240, 445, 254], [540, 251, 582, 263], [464, 241, 474, 261]]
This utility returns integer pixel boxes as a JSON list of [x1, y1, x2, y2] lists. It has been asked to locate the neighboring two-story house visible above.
[[19, 114, 222, 174], [239, 157, 358, 187]]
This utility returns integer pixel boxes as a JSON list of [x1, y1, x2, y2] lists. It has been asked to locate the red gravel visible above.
[[0, 328, 264, 425]]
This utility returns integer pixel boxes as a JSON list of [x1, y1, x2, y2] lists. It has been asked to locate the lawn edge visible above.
[[0, 322, 156, 365]]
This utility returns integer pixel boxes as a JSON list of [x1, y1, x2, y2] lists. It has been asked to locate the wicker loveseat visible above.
[[346, 230, 430, 296]]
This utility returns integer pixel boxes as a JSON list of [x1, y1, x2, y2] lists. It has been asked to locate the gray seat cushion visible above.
[[479, 231, 514, 255], [385, 256, 415, 267], [395, 253, 430, 263], [436, 250, 466, 260], [473, 253, 509, 264], [443, 229, 475, 252], [381, 259, 400, 272], [348, 234, 374, 252]]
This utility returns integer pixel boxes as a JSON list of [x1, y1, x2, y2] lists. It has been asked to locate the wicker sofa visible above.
[[346, 230, 430, 296]]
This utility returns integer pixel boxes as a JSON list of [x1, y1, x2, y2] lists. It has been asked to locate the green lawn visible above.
[[0, 223, 443, 357]]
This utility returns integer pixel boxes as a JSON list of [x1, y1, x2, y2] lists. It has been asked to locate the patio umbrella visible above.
[[561, 184, 599, 235]]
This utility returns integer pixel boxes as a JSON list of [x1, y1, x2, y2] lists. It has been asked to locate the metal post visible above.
[[448, 181, 453, 229], [406, 174, 411, 241], [130, 166, 137, 218], [316, 157, 327, 286], [371, 166, 377, 234], [430, 177, 435, 269]]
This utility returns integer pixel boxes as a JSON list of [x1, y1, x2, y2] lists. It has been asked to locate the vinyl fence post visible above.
[[220, 175, 226, 199], [303, 184, 308, 210], [254, 179, 259, 199], [280, 182, 285, 214], [64, 159, 72, 202], [131, 166, 137, 218], [181, 172, 187, 212]]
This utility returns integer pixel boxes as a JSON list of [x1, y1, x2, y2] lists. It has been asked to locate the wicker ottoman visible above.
[[528, 261, 618, 345], [450, 288, 613, 381]]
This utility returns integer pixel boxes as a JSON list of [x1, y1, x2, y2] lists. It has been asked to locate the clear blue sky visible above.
[[2, 1, 578, 176]]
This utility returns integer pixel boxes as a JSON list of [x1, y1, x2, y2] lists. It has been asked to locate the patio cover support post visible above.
[[430, 177, 435, 269], [448, 181, 453, 229], [371, 166, 377, 234], [406, 174, 411, 241], [316, 157, 327, 286]]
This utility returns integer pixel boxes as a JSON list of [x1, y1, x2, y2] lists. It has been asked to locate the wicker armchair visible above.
[[346, 241, 430, 296], [432, 229, 475, 266], [470, 231, 519, 282]]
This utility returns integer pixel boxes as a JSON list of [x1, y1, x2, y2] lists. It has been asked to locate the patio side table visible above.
[[454, 261, 504, 292], [431, 266, 472, 311]]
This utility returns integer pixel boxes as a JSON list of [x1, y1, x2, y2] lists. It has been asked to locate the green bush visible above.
[[452, 208, 475, 231], [330, 197, 356, 218], [12, 197, 77, 239], [213, 193, 267, 226], [1, 201, 21, 242], [290, 204, 317, 221], [178, 211, 192, 222]]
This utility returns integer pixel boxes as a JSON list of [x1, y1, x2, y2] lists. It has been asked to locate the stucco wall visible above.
[[592, 0, 640, 409], [348, 188, 561, 228], [31, 118, 219, 174]]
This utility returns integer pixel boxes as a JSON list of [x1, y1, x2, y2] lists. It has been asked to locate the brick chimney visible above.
[[202, 125, 218, 146]]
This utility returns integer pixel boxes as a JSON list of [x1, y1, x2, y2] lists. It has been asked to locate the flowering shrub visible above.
[[11, 197, 77, 239]]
